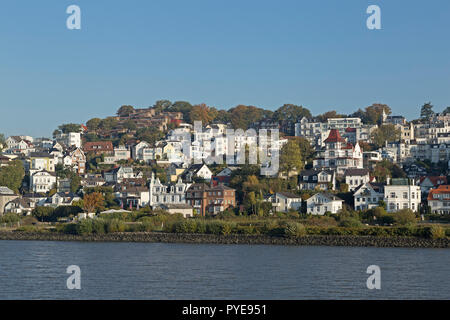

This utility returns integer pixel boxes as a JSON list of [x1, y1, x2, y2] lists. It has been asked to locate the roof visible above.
[[160, 203, 193, 210], [324, 129, 346, 143], [83, 141, 113, 151], [0, 186, 15, 195], [311, 192, 343, 201], [427, 185, 450, 201], [277, 191, 302, 199], [344, 168, 369, 176], [419, 176, 447, 187]]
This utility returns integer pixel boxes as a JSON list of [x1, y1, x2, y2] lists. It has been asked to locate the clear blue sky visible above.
[[1, 0, 449, 137]]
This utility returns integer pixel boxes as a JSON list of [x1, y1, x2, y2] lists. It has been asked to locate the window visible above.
[[403, 192, 408, 199]]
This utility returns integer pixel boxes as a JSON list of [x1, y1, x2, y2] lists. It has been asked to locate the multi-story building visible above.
[[298, 169, 335, 191], [427, 185, 450, 214], [149, 173, 191, 208], [353, 183, 384, 211], [273, 192, 303, 213], [344, 168, 371, 191], [30, 170, 57, 193], [186, 183, 236, 216], [306, 193, 344, 215], [384, 178, 421, 213], [313, 129, 363, 175]]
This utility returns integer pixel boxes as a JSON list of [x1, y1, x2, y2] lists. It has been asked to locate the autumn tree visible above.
[[189, 103, 216, 125], [83, 192, 104, 213], [228, 105, 267, 130]]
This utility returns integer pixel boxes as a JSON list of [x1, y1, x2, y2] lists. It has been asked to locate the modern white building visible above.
[[353, 183, 384, 211]]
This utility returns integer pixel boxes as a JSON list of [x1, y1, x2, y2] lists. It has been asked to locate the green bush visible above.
[[282, 222, 306, 238], [421, 225, 445, 239], [393, 209, 417, 226], [76, 219, 93, 235], [105, 219, 125, 233], [338, 217, 363, 228]]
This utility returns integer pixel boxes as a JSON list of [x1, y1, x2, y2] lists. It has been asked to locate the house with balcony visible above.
[[306, 193, 343, 215]]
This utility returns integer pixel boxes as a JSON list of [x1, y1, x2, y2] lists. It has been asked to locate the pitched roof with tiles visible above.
[[324, 129, 347, 143]]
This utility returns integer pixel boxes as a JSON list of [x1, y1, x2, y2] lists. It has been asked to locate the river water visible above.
[[0, 240, 448, 299]]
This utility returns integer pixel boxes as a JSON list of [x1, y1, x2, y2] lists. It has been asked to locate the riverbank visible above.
[[0, 231, 449, 248]]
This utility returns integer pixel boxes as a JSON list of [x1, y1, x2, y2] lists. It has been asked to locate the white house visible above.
[[306, 193, 343, 215], [427, 185, 450, 214], [298, 169, 336, 191], [30, 170, 57, 193], [149, 173, 191, 208], [344, 168, 371, 191], [353, 183, 384, 211], [384, 178, 421, 213], [273, 192, 303, 213]]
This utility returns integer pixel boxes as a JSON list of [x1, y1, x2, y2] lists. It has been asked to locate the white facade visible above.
[[31, 171, 57, 193], [306, 193, 343, 215], [384, 180, 421, 213], [273, 192, 302, 212]]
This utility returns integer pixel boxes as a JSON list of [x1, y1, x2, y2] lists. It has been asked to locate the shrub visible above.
[[393, 209, 417, 226], [282, 222, 306, 238], [422, 225, 445, 239], [76, 219, 93, 235], [338, 218, 363, 228], [105, 219, 125, 233]]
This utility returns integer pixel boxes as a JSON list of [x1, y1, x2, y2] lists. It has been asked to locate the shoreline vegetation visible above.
[[1, 211, 449, 248], [0, 231, 449, 248]]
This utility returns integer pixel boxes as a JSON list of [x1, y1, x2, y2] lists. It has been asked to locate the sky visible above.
[[0, 0, 449, 137]]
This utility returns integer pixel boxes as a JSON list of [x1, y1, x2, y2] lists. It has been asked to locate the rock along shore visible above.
[[0, 231, 449, 248]]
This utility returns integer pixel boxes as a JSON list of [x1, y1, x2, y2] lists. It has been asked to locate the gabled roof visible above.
[[427, 185, 450, 200], [419, 176, 447, 187], [277, 191, 302, 199], [324, 129, 346, 143], [344, 168, 369, 176]]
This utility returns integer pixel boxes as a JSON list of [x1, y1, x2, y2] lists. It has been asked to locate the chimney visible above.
[[386, 177, 391, 185]]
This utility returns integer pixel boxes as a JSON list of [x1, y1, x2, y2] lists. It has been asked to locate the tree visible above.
[[0, 160, 25, 192], [86, 118, 102, 131], [272, 104, 312, 122], [83, 192, 104, 213], [189, 103, 216, 124], [288, 137, 315, 163], [32, 207, 55, 222], [0, 133, 5, 151], [123, 120, 137, 131], [169, 101, 193, 122], [315, 111, 346, 122], [136, 127, 164, 146], [371, 124, 401, 148], [420, 102, 434, 120], [228, 105, 266, 130], [58, 123, 82, 134], [280, 140, 303, 178], [153, 100, 172, 114], [117, 105, 135, 117], [99, 117, 118, 131]]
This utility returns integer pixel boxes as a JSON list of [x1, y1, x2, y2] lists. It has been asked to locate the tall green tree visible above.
[[280, 140, 303, 178], [117, 105, 135, 117], [420, 102, 434, 120], [371, 124, 401, 148], [0, 160, 25, 192], [272, 104, 312, 122]]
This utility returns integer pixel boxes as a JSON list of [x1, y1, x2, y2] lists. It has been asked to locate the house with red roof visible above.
[[313, 129, 363, 175], [427, 185, 450, 214]]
